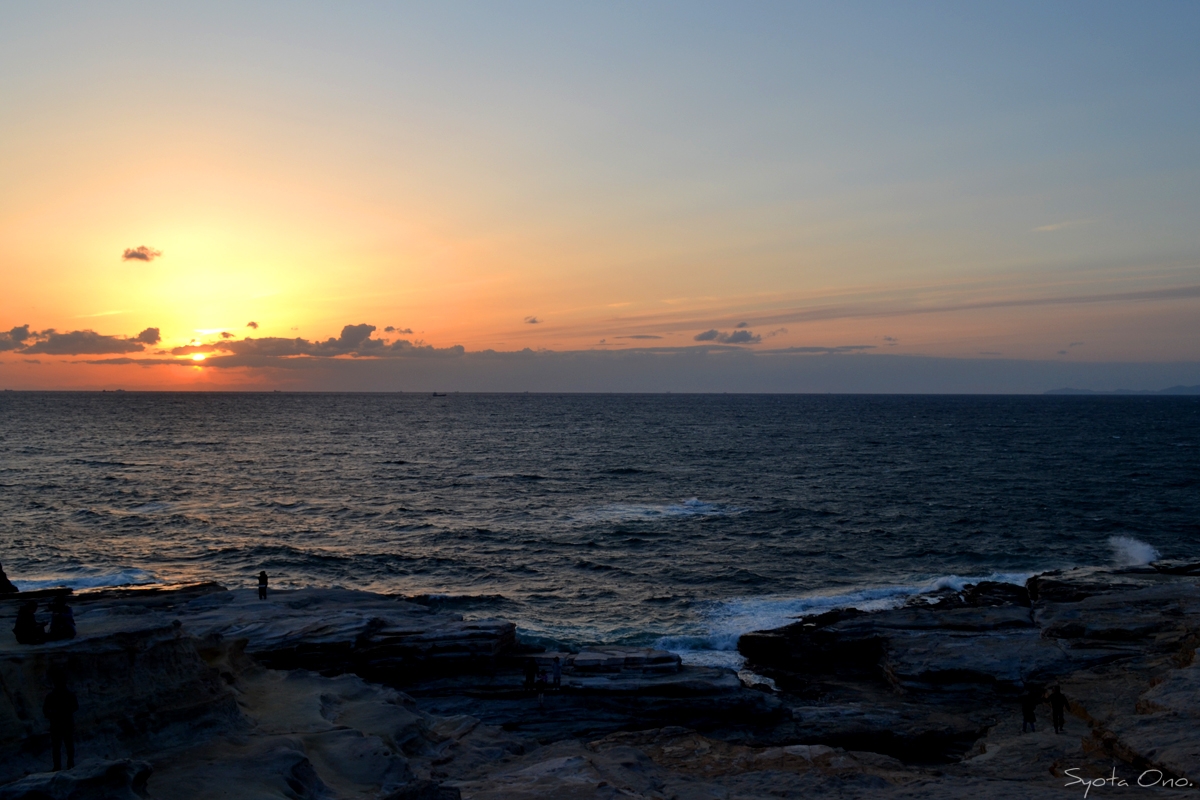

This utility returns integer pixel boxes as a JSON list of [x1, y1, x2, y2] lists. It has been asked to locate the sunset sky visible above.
[[2, 2, 1198, 391]]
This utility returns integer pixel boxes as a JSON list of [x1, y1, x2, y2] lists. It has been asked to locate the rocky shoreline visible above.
[[1, 562, 1197, 798]]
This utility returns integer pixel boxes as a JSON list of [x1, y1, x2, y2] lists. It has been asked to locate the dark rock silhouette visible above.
[[0, 562, 17, 594]]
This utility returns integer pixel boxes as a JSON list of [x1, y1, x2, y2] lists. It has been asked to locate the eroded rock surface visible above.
[[2, 567, 1197, 798], [738, 563, 1200, 782], [409, 646, 785, 743]]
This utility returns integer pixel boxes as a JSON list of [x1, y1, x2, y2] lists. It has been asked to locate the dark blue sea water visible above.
[[1, 393, 1197, 666]]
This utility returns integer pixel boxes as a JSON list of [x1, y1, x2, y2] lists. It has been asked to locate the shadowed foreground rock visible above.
[[0, 759, 150, 800], [1, 566, 1197, 798], [737, 562, 1200, 783]]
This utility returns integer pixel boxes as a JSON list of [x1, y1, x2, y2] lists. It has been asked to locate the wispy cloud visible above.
[[1033, 219, 1093, 232], [524, 316, 542, 324], [75, 310, 127, 318]]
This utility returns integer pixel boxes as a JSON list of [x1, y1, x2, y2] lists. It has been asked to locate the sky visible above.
[[2, 1, 1198, 392]]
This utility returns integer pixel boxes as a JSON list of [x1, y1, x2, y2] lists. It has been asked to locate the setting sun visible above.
[[191, 353, 206, 362]]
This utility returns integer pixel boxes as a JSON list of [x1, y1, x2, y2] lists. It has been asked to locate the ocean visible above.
[[2, 392, 1197, 667]]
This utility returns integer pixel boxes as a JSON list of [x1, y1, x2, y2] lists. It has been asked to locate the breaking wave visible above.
[[1108, 535, 1160, 566], [656, 572, 1032, 668], [13, 568, 159, 592]]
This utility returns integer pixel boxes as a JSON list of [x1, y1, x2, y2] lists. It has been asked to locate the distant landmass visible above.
[[1045, 385, 1200, 396]]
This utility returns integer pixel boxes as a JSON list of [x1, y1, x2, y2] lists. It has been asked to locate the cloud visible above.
[[0, 325, 32, 352], [296, 323, 382, 356], [21, 328, 154, 356], [693, 329, 761, 344], [1033, 220, 1093, 233], [220, 331, 235, 339], [134, 327, 161, 345], [524, 316, 541, 324], [735, 322, 748, 329], [768, 328, 788, 337], [724, 330, 760, 344], [617, 335, 663, 340], [122, 246, 162, 261], [247, 321, 259, 329], [762, 345, 875, 354], [384, 326, 414, 334], [23, 359, 41, 364], [158, 323, 465, 363], [169, 343, 222, 356]]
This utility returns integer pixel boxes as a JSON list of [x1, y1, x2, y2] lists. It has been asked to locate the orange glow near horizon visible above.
[[1, 5, 1198, 391]]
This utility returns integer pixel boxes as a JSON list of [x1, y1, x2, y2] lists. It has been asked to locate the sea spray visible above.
[[1108, 536, 1161, 566]]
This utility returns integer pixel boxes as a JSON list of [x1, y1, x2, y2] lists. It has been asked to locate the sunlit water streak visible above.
[[2, 393, 1197, 667]]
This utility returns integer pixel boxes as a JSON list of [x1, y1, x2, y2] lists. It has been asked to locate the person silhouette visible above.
[[0, 561, 18, 593], [1020, 686, 1041, 733], [552, 656, 562, 690], [1049, 685, 1067, 734], [523, 658, 537, 691], [44, 670, 78, 771], [47, 597, 76, 641], [257, 571, 269, 600], [13, 600, 46, 645]]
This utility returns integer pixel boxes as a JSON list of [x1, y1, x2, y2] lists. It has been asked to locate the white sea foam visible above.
[[1108, 535, 1160, 566], [655, 571, 1033, 669], [13, 568, 159, 592], [572, 498, 738, 524]]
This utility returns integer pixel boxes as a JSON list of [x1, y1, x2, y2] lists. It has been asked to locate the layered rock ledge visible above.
[[738, 562, 1200, 786], [1, 563, 1197, 798]]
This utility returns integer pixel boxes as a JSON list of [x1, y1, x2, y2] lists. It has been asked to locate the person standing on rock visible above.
[[44, 670, 78, 771], [257, 571, 269, 600], [1020, 687, 1041, 733], [13, 600, 46, 644], [47, 597, 76, 641], [0, 561, 18, 593], [1048, 686, 1067, 734]]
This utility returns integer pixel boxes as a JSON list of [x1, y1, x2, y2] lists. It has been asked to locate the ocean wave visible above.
[[571, 498, 739, 524], [655, 571, 1033, 659], [13, 568, 159, 592], [1108, 535, 1160, 566]]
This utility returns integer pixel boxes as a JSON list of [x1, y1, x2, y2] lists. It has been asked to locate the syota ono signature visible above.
[[1064, 767, 1194, 797]]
